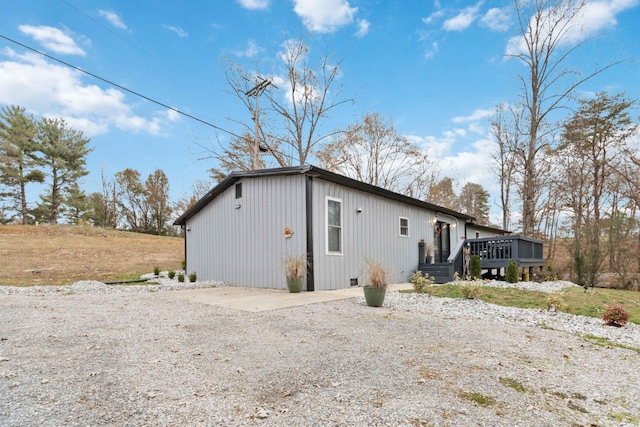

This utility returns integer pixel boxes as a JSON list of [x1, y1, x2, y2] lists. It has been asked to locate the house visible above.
[[174, 165, 542, 290]]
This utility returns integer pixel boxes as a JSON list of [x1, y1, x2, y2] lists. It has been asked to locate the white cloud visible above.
[[355, 19, 370, 37], [0, 49, 169, 136], [18, 25, 86, 56], [236, 0, 269, 10], [164, 25, 188, 37], [480, 7, 510, 31], [98, 10, 127, 30], [293, 0, 357, 33], [422, 10, 445, 25], [235, 40, 261, 57], [452, 109, 493, 123], [506, 0, 639, 55], [424, 41, 439, 59], [443, 1, 484, 31]]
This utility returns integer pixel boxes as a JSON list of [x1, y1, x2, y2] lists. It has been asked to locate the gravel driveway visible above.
[[1, 283, 639, 426]]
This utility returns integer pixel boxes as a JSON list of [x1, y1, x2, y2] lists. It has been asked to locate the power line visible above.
[[0, 33, 301, 165], [0, 33, 242, 139]]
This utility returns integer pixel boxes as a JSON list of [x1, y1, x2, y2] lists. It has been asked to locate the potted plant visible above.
[[362, 258, 390, 307], [283, 254, 307, 293]]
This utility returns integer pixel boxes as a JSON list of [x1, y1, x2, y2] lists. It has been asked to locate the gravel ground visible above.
[[1, 278, 639, 426]]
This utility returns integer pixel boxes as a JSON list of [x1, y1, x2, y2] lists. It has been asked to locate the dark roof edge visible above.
[[467, 222, 512, 235], [174, 164, 476, 226], [173, 166, 311, 225]]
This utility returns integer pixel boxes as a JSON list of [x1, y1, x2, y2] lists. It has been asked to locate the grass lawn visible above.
[[1, 225, 183, 287], [418, 283, 640, 324]]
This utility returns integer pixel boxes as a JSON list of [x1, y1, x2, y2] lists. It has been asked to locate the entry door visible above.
[[435, 221, 450, 263]]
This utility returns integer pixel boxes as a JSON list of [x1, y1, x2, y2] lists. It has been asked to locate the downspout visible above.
[[181, 224, 187, 273], [305, 175, 315, 291]]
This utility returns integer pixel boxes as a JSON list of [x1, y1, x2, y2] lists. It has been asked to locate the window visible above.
[[235, 183, 242, 199], [326, 197, 342, 254], [399, 217, 409, 237]]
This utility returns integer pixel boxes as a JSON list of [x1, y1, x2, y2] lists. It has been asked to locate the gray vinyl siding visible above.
[[185, 175, 306, 289], [311, 179, 439, 291]]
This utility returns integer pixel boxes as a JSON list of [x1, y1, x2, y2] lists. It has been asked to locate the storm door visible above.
[[434, 221, 450, 263]]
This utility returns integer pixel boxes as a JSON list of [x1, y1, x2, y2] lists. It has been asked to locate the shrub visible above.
[[177, 273, 185, 283], [153, 266, 160, 276], [603, 304, 630, 327], [469, 255, 481, 280], [189, 272, 197, 283], [546, 291, 565, 311], [411, 271, 434, 293], [453, 271, 461, 282], [181, 259, 186, 270], [506, 260, 518, 283], [460, 282, 480, 299], [168, 270, 176, 279]]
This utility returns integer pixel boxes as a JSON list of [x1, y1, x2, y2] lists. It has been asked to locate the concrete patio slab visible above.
[[172, 283, 413, 312]]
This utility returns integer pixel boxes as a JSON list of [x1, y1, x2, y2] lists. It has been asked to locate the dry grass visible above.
[[0, 225, 184, 287]]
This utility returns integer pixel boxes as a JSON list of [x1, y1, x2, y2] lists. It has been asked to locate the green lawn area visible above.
[[416, 284, 640, 324]]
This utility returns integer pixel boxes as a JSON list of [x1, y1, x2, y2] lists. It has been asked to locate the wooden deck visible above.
[[418, 236, 545, 284]]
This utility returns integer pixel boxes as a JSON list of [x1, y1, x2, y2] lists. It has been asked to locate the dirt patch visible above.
[[0, 225, 184, 286]]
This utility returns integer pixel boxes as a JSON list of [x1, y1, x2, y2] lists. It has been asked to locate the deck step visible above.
[[419, 263, 453, 284]]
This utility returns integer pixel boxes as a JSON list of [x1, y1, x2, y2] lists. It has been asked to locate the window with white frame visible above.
[[399, 217, 409, 237], [326, 197, 342, 254]]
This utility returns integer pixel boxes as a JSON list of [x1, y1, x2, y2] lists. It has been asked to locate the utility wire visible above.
[[0, 33, 301, 164], [0, 33, 242, 139]]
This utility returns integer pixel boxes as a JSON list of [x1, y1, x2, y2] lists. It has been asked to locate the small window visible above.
[[235, 183, 242, 199], [326, 197, 342, 254], [399, 217, 409, 237]]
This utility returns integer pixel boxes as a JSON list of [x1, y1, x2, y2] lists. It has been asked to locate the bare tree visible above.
[[207, 132, 267, 183], [489, 103, 525, 231], [316, 112, 437, 197], [220, 37, 352, 168], [508, 0, 621, 236]]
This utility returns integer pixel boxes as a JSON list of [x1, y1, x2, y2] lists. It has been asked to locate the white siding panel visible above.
[[186, 175, 307, 289]]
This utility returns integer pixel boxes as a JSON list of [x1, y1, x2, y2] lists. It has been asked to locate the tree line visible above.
[[0, 105, 174, 235]]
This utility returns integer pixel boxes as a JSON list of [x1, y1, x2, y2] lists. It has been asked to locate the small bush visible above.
[[460, 282, 480, 299], [506, 260, 518, 283], [603, 304, 630, 327], [188, 272, 197, 283], [181, 259, 186, 270], [411, 271, 434, 293], [546, 291, 565, 311], [168, 270, 176, 279], [153, 266, 160, 276], [469, 255, 481, 280], [177, 273, 185, 283]]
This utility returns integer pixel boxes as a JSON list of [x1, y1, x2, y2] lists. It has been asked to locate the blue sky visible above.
[[1, 0, 639, 223]]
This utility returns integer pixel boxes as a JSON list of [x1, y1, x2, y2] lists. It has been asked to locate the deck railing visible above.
[[466, 235, 544, 269], [418, 235, 544, 283]]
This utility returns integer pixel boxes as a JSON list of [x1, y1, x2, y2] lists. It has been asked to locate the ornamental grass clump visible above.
[[603, 304, 630, 327], [363, 258, 389, 289], [188, 272, 197, 283], [168, 270, 176, 279], [153, 266, 160, 276], [411, 271, 434, 293], [177, 273, 185, 283], [282, 254, 307, 279]]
